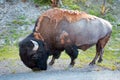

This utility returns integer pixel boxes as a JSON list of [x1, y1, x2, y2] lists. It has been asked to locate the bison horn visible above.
[[30, 40, 39, 51]]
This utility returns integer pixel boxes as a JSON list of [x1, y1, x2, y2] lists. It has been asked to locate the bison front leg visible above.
[[49, 56, 55, 65], [65, 45, 78, 67], [49, 50, 61, 65]]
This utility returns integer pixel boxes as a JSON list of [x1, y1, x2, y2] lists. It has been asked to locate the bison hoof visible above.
[[49, 61, 54, 66], [89, 62, 95, 66], [70, 62, 75, 67], [32, 68, 41, 72], [68, 65, 74, 68], [98, 59, 103, 63]]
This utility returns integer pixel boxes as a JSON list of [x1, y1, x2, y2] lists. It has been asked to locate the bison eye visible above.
[[31, 54, 38, 60]]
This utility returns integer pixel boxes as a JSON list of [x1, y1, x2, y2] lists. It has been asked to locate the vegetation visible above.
[[0, 0, 119, 70], [34, 0, 51, 6], [0, 46, 19, 60], [0, 25, 119, 70]]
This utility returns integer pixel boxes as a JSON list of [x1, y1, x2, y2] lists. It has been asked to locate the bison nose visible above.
[[32, 67, 47, 71], [40, 67, 47, 70], [32, 54, 38, 60], [36, 65, 47, 71], [32, 67, 41, 71]]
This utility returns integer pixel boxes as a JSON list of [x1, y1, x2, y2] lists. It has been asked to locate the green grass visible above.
[[0, 0, 119, 71], [0, 24, 120, 70], [34, 0, 51, 6], [60, 26, 120, 70], [60, 44, 120, 70], [12, 20, 30, 26], [63, 0, 81, 10], [0, 46, 19, 60]]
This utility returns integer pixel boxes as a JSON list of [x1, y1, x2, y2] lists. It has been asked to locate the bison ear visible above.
[[34, 32, 44, 41], [30, 40, 39, 51]]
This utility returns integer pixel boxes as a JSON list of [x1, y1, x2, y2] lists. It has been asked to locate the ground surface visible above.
[[0, 1, 120, 80], [0, 59, 120, 80]]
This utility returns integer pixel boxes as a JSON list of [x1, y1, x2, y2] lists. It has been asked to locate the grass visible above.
[[60, 45, 120, 70], [60, 26, 120, 70], [12, 20, 30, 26], [0, 4, 120, 69], [0, 46, 19, 60], [0, 26, 120, 70], [34, 0, 51, 6]]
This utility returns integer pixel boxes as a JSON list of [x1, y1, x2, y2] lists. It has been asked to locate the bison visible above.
[[19, 8, 112, 70]]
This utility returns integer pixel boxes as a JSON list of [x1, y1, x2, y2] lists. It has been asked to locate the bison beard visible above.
[[19, 8, 112, 70]]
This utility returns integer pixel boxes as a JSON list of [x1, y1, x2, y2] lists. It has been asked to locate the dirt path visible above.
[[1, 69, 120, 80], [0, 59, 120, 80]]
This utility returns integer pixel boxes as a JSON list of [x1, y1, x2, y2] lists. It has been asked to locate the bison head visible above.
[[19, 38, 49, 71]]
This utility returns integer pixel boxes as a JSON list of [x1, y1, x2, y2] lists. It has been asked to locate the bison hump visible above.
[[41, 8, 96, 23]]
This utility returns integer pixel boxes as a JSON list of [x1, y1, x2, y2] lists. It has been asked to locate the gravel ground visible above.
[[0, 1, 120, 80], [0, 59, 120, 80], [0, 70, 120, 80], [0, 1, 50, 46]]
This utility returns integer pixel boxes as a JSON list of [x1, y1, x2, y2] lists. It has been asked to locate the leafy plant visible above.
[[34, 0, 51, 6], [88, 9, 100, 16], [68, 5, 80, 10], [63, 0, 80, 10], [107, 0, 114, 4], [101, 13, 116, 22]]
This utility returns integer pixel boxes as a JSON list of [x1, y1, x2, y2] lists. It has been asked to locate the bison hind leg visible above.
[[89, 42, 102, 66], [89, 34, 111, 65], [65, 45, 78, 67], [97, 48, 104, 63], [97, 34, 111, 63]]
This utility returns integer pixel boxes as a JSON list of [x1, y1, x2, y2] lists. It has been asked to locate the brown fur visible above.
[[32, 8, 112, 67], [35, 8, 96, 34], [98, 34, 111, 48], [60, 31, 71, 44], [34, 32, 44, 41]]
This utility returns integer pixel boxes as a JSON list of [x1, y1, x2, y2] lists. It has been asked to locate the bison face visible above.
[[19, 38, 49, 71]]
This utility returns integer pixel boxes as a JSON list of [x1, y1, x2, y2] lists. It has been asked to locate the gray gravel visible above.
[[0, 1, 50, 46], [0, 59, 120, 80], [0, 70, 120, 80], [0, 1, 120, 80]]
